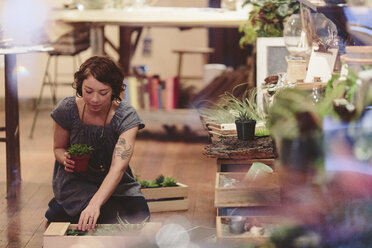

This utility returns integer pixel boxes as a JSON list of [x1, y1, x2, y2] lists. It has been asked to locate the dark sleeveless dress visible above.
[[45, 96, 149, 223]]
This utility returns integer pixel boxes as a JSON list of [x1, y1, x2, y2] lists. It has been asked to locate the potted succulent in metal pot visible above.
[[67, 144, 94, 172]]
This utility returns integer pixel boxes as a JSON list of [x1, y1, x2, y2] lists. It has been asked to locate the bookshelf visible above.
[[138, 109, 207, 137]]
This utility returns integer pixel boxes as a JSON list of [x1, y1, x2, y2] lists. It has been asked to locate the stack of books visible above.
[[124, 76, 179, 111]]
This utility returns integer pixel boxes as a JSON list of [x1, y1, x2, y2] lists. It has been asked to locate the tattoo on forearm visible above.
[[114, 138, 132, 160], [118, 138, 126, 146]]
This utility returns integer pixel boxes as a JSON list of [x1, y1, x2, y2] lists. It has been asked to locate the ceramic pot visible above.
[[70, 154, 91, 172], [235, 119, 256, 141]]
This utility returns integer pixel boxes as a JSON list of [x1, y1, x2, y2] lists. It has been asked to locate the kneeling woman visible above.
[[45, 56, 149, 231]]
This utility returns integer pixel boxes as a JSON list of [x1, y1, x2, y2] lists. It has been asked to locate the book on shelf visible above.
[[124, 75, 180, 111], [148, 76, 160, 110], [128, 76, 140, 110], [142, 77, 150, 110], [165, 76, 179, 110]]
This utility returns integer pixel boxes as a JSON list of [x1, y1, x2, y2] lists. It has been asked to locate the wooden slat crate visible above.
[[207, 122, 236, 131], [215, 172, 280, 207], [142, 182, 189, 212], [216, 216, 297, 245], [44, 222, 162, 248]]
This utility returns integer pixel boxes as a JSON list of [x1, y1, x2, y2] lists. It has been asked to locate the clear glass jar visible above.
[[284, 14, 311, 58]]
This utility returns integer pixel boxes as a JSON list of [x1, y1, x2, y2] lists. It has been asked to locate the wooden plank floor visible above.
[[0, 109, 217, 248]]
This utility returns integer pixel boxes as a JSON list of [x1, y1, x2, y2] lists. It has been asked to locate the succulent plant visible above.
[[67, 144, 94, 156]]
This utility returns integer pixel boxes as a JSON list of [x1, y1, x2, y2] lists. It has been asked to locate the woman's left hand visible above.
[[77, 205, 100, 231]]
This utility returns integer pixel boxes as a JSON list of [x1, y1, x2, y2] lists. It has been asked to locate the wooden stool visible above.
[[172, 47, 214, 81]]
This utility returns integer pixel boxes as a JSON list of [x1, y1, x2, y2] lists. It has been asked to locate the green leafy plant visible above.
[[197, 84, 270, 136], [155, 174, 165, 185], [136, 175, 159, 188], [66, 229, 87, 236], [66, 213, 149, 236], [137, 174, 179, 188], [326, 68, 358, 103], [197, 107, 238, 125], [67, 144, 94, 156], [239, 0, 299, 47], [147, 180, 159, 188], [161, 177, 178, 187], [319, 66, 371, 122], [236, 110, 253, 122], [139, 179, 150, 188], [219, 86, 264, 122]]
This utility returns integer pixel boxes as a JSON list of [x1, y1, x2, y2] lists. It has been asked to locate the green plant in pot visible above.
[[239, 0, 300, 47], [235, 110, 256, 141], [67, 144, 94, 172]]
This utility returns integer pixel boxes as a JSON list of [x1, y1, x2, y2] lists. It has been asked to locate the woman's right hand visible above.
[[63, 152, 75, 173]]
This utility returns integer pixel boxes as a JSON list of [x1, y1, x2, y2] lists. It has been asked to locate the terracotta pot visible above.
[[235, 119, 256, 141], [70, 154, 91, 172]]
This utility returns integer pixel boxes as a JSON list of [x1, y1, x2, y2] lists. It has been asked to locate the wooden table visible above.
[[203, 136, 277, 172], [51, 7, 249, 74], [203, 136, 278, 217], [0, 45, 53, 198]]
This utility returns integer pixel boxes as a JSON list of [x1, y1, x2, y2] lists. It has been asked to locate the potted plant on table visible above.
[[196, 85, 270, 141], [235, 110, 256, 141], [67, 144, 94, 172], [222, 86, 265, 140]]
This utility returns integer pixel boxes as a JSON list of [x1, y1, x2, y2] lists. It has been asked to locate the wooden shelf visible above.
[[137, 108, 207, 136], [298, 0, 347, 11]]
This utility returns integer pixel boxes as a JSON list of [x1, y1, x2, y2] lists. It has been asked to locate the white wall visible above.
[[0, 0, 208, 100]]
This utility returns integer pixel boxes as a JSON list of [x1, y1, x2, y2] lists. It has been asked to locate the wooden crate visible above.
[[208, 125, 237, 136], [207, 122, 236, 131], [43, 222, 162, 248], [215, 172, 280, 207], [141, 183, 189, 212], [216, 216, 297, 245]]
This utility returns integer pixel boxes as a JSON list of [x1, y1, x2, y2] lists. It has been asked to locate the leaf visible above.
[[67, 144, 94, 156]]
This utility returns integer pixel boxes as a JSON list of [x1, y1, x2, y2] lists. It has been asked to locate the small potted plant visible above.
[[67, 144, 94, 172], [235, 110, 256, 141], [196, 85, 270, 141]]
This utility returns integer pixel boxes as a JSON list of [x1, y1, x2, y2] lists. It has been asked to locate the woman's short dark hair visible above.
[[73, 56, 125, 101]]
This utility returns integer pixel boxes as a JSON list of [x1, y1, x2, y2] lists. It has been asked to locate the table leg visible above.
[[90, 25, 105, 55], [4, 54, 21, 198], [119, 26, 142, 75]]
